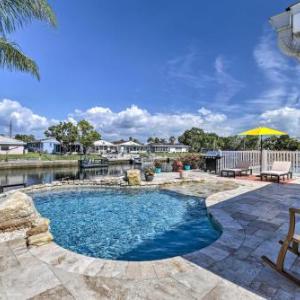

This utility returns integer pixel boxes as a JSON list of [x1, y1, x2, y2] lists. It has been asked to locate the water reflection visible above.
[[0, 164, 139, 187], [0, 161, 174, 187]]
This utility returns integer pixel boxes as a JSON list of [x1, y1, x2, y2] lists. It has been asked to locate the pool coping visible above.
[[4, 176, 269, 281]]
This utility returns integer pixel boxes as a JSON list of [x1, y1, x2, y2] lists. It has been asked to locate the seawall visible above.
[[0, 160, 78, 170]]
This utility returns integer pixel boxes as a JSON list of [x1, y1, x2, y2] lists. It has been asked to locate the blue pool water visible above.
[[32, 188, 221, 261]]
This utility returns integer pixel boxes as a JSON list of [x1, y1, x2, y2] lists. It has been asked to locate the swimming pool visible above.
[[32, 187, 221, 261]]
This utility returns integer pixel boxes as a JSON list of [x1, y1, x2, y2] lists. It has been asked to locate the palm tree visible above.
[[0, 0, 56, 80]]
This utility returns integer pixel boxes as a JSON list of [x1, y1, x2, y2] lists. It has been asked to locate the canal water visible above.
[[0, 162, 173, 187], [0, 165, 135, 187]]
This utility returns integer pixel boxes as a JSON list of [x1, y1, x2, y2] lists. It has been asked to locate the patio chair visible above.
[[262, 207, 300, 286], [220, 161, 252, 178], [260, 161, 292, 183]]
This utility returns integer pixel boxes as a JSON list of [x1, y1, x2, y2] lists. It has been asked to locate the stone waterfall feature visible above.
[[126, 169, 142, 185], [0, 191, 53, 246]]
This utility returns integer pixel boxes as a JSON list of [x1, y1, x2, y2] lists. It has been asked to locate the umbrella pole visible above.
[[260, 135, 263, 173]]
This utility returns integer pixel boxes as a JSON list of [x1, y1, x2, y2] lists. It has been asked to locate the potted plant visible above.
[[172, 160, 183, 172], [178, 169, 186, 179], [144, 167, 155, 181], [154, 160, 162, 173], [182, 157, 191, 170]]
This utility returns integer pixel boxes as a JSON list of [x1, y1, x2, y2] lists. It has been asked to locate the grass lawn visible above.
[[141, 152, 200, 159], [0, 153, 100, 161]]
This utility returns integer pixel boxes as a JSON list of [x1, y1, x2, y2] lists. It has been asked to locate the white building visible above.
[[94, 140, 117, 154], [147, 143, 190, 153], [0, 136, 25, 154], [116, 141, 145, 154]]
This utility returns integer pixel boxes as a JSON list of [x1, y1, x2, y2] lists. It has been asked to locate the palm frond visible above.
[[0, 37, 39, 79], [0, 0, 56, 34]]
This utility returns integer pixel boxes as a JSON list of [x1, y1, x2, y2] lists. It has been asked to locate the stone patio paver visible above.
[[1, 172, 300, 299]]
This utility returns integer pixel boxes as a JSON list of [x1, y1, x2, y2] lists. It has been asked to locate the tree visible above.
[[128, 136, 140, 143], [178, 128, 210, 152], [0, 0, 56, 79], [154, 137, 160, 143], [264, 135, 300, 151], [15, 134, 35, 143], [45, 122, 78, 153], [169, 136, 176, 144], [147, 137, 155, 143], [77, 120, 101, 154]]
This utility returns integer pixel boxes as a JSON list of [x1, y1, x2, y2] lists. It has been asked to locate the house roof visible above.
[[118, 141, 143, 146], [0, 136, 25, 146], [148, 143, 189, 148], [30, 138, 60, 144], [94, 140, 115, 147], [286, 2, 300, 11]]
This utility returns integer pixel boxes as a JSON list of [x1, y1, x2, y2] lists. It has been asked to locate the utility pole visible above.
[[9, 120, 12, 138]]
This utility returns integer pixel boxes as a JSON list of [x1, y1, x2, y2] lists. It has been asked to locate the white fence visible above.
[[218, 150, 300, 174]]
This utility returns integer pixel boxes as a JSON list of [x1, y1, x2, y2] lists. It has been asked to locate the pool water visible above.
[[32, 188, 222, 261]]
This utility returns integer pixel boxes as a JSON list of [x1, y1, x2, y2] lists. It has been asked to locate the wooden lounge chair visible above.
[[221, 161, 252, 178], [261, 161, 292, 183], [262, 208, 300, 286]]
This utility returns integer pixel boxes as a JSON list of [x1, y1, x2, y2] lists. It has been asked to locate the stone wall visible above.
[[0, 160, 78, 170], [126, 169, 141, 185], [0, 191, 53, 246]]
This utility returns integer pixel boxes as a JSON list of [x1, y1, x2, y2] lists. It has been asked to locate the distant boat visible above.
[[130, 157, 142, 165], [79, 158, 109, 169]]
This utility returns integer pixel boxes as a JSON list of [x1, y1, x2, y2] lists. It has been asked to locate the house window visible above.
[[1, 146, 9, 151]]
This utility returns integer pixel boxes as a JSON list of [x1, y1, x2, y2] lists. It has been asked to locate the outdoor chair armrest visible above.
[[289, 208, 300, 215]]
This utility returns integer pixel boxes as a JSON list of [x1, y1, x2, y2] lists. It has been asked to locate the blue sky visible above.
[[0, 0, 299, 140]]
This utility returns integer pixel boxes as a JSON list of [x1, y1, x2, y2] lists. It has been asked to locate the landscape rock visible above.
[[26, 219, 49, 237], [127, 169, 141, 186], [27, 232, 53, 246], [0, 217, 33, 232], [0, 191, 53, 247], [0, 191, 37, 223]]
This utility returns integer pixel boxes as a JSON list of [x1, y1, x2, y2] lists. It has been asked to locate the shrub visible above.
[[172, 160, 183, 171], [144, 167, 155, 176], [154, 160, 162, 168], [182, 154, 202, 169]]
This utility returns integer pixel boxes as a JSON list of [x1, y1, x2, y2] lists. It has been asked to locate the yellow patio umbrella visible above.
[[239, 127, 287, 172]]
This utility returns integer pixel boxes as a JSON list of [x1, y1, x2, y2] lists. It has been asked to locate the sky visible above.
[[0, 0, 300, 141]]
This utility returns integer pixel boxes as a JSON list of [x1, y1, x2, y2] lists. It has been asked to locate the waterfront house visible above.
[[93, 140, 117, 154], [0, 136, 25, 154], [27, 139, 61, 154], [113, 140, 146, 154], [147, 143, 190, 153]]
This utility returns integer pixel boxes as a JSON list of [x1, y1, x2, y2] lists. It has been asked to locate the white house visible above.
[[93, 140, 117, 154], [115, 141, 145, 154], [147, 143, 190, 153], [0, 136, 25, 154]]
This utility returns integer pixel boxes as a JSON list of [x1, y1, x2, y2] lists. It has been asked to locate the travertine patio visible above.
[[1, 172, 300, 299]]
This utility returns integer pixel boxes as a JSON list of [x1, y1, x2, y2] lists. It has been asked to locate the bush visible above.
[[172, 160, 183, 172], [144, 167, 155, 176], [181, 154, 202, 169], [154, 160, 162, 168]]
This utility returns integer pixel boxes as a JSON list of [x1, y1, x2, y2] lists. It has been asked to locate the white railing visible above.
[[218, 151, 261, 171], [264, 151, 300, 174], [218, 150, 300, 174]]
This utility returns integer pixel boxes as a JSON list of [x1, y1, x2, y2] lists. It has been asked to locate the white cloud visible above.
[[214, 56, 245, 104], [1, 98, 300, 140], [70, 104, 231, 140], [165, 49, 244, 105], [0, 99, 55, 136], [0, 99, 234, 140], [259, 106, 300, 137], [250, 31, 300, 111], [165, 50, 214, 90]]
